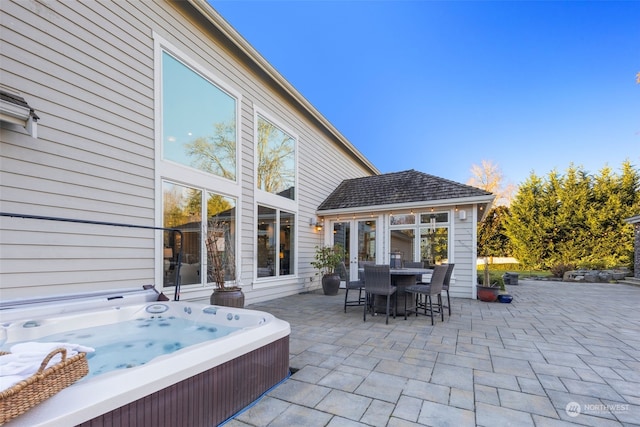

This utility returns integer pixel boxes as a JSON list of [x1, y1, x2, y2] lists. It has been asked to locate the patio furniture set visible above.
[[343, 262, 455, 325]]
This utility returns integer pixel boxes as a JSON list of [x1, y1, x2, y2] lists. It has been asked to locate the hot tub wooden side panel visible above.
[[76, 336, 290, 427]]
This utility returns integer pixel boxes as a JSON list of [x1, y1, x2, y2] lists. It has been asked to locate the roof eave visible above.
[[317, 195, 495, 216], [186, 0, 379, 175], [624, 214, 640, 224]]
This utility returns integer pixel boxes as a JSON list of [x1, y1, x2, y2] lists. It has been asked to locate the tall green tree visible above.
[[554, 165, 591, 264], [477, 205, 512, 257], [505, 161, 639, 270], [504, 173, 546, 268]]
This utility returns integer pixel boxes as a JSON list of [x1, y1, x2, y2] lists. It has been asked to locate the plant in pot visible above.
[[311, 244, 345, 296], [476, 257, 500, 302], [207, 218, 244, 308]]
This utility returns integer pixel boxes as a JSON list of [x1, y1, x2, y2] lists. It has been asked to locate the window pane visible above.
[[256, 115, 295, 200], [163, 182, 202, 286], [390, 229, 414, 264], [420, 227, 449, 267], [257, 206, 276, 277], [279, 211, 295, 276], [162, 52, 236, 180], [390, 214, 415, 225], [420, 212, 448, 224], [206, 194, 236, 285], [358, 220, 376, 262]]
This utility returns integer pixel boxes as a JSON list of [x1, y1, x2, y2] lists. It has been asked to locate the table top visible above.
[[389, 268, 432, 275], [359, 267, 432, 275]]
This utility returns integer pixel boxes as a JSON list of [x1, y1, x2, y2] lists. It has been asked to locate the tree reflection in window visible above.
[[206, 193, 236, 286], [257, 115, 295, 200], [420, 227, 449, 267], [162, 51, 236, 180]]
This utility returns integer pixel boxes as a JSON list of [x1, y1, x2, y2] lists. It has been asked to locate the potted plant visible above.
[[207, 219, 244, 308], [476, 257, 500, 302], [311, 245, 345, 295]]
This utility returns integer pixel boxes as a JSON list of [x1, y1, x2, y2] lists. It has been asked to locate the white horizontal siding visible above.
[[451, 206, 476, 298], [1, 0, 375, 303], [1, 0, 157, 297]]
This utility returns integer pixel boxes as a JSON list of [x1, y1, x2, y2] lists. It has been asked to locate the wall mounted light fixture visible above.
[[310, 217, 323, 231]]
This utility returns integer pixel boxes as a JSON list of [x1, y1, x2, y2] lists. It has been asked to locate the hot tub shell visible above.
[[1, 293, 290, 427]]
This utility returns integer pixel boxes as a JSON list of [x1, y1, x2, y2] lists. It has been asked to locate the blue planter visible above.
[[498, 294, 513, 303]]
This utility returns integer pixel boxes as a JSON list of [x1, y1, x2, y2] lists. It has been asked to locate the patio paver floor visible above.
[[227, 280, 640, 426]]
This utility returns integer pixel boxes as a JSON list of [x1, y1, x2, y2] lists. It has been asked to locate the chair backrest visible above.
[[404, 261, 424, 268], [363, 264, 392, 293], [428, 264, 448, 295], [442, 264, 455, 290], [337, 261, 349, 281]]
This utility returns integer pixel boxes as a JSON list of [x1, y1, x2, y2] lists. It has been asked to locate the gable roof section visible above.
[[318, 170, 494, 213]]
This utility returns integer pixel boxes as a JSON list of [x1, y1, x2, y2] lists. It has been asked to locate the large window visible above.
[[390, 211, 450, 267], [257, 205, 295, 278], [162, 51, 236, 180], [162, 181, 236, 288], [256, 115, 296, 200], [157, 40, 240, 291]]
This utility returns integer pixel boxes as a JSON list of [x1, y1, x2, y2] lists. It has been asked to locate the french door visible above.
[[331, 218, 377, 281]]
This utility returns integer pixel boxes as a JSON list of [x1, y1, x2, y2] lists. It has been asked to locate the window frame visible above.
[[154, 33, 242, 296], [255, 203, 297, 284], [252, 106, 299, 287], [253, 108, 298, 210], [389, 210, 452, 265]]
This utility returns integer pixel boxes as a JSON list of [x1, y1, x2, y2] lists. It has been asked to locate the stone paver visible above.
[[227, 280, 640, 426]]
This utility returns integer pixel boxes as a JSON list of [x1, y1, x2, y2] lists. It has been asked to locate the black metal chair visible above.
[[363, 264, 397, 324], [404, 264, 448, 325], [339, 262, 365, 313]]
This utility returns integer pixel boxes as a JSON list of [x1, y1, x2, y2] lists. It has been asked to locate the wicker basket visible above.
[[0, 348, 89, 425]]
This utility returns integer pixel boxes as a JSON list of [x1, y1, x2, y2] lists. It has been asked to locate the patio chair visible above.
[[442, 264, 455, 316], [403, 261, 424, 268], [363, 264, 397, 325], [339, 262, 365, 313], [414, 263, 454, 316], [404, 264, 447, 325]]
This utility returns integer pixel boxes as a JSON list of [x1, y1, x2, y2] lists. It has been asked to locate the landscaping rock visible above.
[[563, 268, 630, 283]]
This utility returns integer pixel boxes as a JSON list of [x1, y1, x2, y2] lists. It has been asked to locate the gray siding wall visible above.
[[450, 205, 477, 298], [0, 0, 371, 301]]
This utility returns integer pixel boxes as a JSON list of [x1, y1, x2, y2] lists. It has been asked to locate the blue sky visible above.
[[211, 0, 639, 187]]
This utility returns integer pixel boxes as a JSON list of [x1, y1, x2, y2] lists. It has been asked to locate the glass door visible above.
[[332, 219, 376, 281]]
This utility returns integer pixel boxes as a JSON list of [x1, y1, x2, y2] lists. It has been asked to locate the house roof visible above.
[[317, 169, 494, 213]]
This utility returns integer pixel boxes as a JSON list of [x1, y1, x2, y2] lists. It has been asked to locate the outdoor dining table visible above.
[[360, 267, 433, 316]]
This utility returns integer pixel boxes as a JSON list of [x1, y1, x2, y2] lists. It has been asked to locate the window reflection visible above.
[[390, 229, 414, 265], [256, 115, 295, 200], [421, 227, 449, 267], [162, 51, 236, 180], [163, 182, 202, 286], [257, 206, 295, 278], [279, 211, 294, 276], [257, 206, 276, 277]]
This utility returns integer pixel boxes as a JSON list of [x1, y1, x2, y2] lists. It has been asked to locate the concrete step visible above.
[[617, 276, 640, 287]]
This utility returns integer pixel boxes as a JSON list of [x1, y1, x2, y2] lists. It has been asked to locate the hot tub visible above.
[[0, 291, 290, 427]]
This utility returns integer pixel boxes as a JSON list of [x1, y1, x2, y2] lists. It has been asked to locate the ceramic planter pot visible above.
[[210, 287, 245, 308], [476, 285, 499, 302], [321, 274, 341, 296]]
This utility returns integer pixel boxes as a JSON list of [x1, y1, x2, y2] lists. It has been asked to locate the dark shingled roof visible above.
[[318, 170, 493, 211]]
